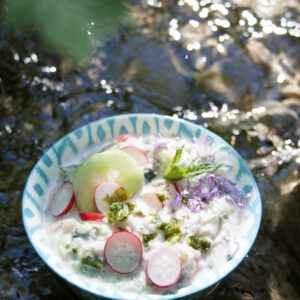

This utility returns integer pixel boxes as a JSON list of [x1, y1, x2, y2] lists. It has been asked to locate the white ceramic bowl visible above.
[[22, 114, 261, 299]]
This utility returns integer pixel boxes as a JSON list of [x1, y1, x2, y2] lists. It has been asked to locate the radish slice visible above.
[[79, 212, 105, 222], [121, 146, 149, 166], [165, 183, 180, 199], [141, 193, 163, 212], [94, 181, 120, 214], [50, 182, 75, 217], [104, 231, 143, 274], [146, 247, 182, 288], [116, 134, 132, 143]]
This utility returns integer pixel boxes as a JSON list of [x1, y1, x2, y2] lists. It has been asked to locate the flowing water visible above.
[[1, 0, 300, 299]]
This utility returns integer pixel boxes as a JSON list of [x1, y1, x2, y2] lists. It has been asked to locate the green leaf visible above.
[[163, 147, 221, 181], [164, 147, 183, 175]]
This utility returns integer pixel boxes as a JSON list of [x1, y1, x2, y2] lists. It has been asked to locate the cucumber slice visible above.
[[73, 150, 143, 212]]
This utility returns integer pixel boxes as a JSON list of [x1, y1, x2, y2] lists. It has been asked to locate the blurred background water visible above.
[[1, 0, 300, 299]]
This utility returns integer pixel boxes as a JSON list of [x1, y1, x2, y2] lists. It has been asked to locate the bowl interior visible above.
[[22, 114, 261, 299]]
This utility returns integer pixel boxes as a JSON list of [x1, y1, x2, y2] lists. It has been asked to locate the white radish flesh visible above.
[[104, 231, 143, 274], [121, 146, 149, 166], [94, 181, 120, 214], [146, 247, 182, 288], [50, 182, 75, 217]]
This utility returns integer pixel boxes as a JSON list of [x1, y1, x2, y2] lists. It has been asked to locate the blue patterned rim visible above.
[[22, 113, 262, 300]]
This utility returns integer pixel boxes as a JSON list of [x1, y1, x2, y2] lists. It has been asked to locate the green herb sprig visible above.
[[163, 147, 221, 182]]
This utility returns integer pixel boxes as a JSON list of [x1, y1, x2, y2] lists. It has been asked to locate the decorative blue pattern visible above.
[[177, 123, 193, 140], [34, 183, 43, 196], [119, 124, 128, 135], [107, 118, 115, 137], [129, 116, 137, 134], [243, 185, 253, 195], [22, 114, 261, 300], [87, 125, 94, 146], [164, 118, 173, 129], [142, 120, 151, 134], [36, 166, 49, 185], [96, 125, 106, 141], [25, 191, 40, 212], [53, 136, 78, 166], [42, 154, 53, 167], [29, 224, 41, 235], [195, 128, 201, 138], [39, 237, 48, 245], [205, 135, 214, 146], [74, 128, 83, 139], [154, 116, 160, 132], [236, 156, 249, 181], [24, 207, 34, 218]]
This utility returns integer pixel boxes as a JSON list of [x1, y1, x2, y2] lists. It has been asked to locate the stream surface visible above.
[[1, 0, 300, 299]]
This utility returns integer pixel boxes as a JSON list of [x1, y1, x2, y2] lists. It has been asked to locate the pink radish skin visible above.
[[141, 193, 163, 212], [146, 247, 182, 288], [104, 231, 143, 274], [116, 134, 132, 143], [79, 212, 105, 222], [166, 183, 180, 199], [94, 181, 120, 214], [120, 146, 149, 166], [50, 182, 75, 217]]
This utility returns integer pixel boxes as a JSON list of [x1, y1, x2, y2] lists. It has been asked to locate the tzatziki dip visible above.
[[43, 134, 252, 294]]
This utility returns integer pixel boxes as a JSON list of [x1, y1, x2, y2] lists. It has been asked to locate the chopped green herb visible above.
[[188, 235, 211, 252], [156, 193, 168, 203], [104, 187, 132, 204], [144, 168, 157, 182], [142, 233, 157, 247], [81, 251, 105, 271], [182, 196, 189, 205], [70, 248, 78, 259], [157, 221, 182, 242], [164, 147, 222, 181], [60, 164, 78, 182], [107, 201, 135, 223], [150, 214, 159, 224]]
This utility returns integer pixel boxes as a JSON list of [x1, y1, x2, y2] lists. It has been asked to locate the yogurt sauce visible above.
[[43, 135, 253, 294]]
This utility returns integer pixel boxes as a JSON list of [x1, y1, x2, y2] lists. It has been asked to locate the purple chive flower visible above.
[[182, 174, 250, 211], [217, 177, 251, 209], [193, 136, 216, 163], [195, 174, 219, 202], [225, 237, 239, 259], [154, 142, 167, 151], [186, 174, 219, 212], [189, 197, 207, 212], [171, 191, 182, 210]]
